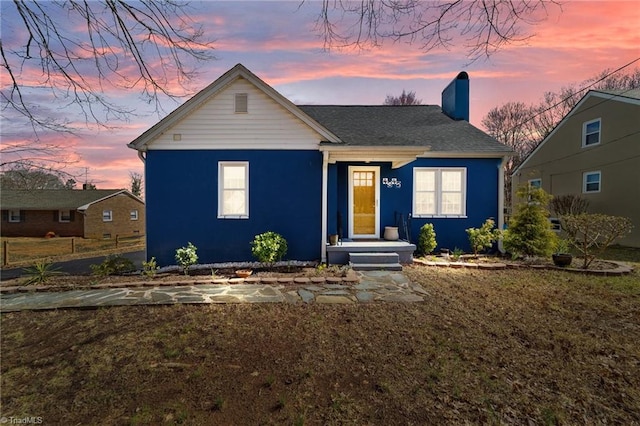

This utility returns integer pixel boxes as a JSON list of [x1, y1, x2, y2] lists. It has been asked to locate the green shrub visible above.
[[90, 254, 135, 277], [554, 238, 571, 254], [418, 223, 437, 255], [562, 213, 633, 268], [503, 185, 557, 258], [22, 260, 66, 285], [251, 231, 288, 264], [175, 242, 198, 275], [142, 256, 159, 278], [466, 218, 502, 256]]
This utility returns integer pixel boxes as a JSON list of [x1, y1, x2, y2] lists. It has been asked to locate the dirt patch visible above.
[[2, 265, 639, 424]]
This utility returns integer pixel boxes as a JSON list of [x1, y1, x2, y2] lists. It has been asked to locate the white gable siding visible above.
[[149, 77, 324, 150]]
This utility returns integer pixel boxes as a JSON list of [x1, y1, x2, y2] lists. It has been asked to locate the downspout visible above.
[[321, 150, 329, 263], [137, 149, 147, 261], [498, 155, 508, 253]]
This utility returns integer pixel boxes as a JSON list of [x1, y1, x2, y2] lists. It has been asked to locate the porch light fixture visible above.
[[382, 177, 401, 188]]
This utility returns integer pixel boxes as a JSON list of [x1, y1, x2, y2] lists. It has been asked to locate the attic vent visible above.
[[235, 93, 248, 113]]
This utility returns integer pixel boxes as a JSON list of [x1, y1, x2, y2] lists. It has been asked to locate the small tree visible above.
[[561, 214, 633, 269], [251, 232, 288, 265], [130, 172, 143, 197], [384, 90, 422, 106], [418, 223, 437, 256], [175, 242, 198, 275], [503, 185, 557, 258], [551, 194, 589, 217], [466, 219, 502, 256]]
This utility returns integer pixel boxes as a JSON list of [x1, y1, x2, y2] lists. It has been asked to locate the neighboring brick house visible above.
[[1, 189, 145, 239]]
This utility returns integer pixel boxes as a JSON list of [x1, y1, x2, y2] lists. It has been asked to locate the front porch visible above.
[[326, 239, 416, 266]]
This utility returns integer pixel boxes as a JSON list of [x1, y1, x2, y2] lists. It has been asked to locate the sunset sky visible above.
[[1, 1, 639, 190]]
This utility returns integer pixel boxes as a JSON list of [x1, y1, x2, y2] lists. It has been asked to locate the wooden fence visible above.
[[1, 235, 145, 267]]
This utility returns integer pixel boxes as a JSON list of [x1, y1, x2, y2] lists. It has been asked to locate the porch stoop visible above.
[[349, 252, 402, 271], [326, 240, 416, 266]]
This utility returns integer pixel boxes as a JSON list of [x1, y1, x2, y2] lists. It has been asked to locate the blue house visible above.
[[128, 64, 511, 266]]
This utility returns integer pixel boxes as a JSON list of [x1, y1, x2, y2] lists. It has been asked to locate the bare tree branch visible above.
[[311, 0, 560, 60], [3, 0, 215, 132], [1, 0, 216, 172]]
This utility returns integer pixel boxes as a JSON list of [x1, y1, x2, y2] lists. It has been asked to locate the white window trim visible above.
[[8, 209, 21, 223], [583, 170, 601, 193], [218, 161, 249, 219], [347, 165, 380, 238], [582, 118, 601, 148], [103, 210, 113, 222], [130, 210, 139, 221], [59, 210, 71, 223], [413, 167, 467, 218]]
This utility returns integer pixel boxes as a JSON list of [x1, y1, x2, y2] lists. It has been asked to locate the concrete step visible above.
[[349, 252, 402, 271], [349, 252, 399, 264], [350, 263, 403, 271]]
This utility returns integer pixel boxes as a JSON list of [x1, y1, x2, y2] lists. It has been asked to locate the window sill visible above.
[[413, 215, 468, 219], [218, 215, 249, 220]]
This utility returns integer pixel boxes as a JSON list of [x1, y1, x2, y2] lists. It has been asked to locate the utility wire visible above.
[[503, 57, 640, 137]]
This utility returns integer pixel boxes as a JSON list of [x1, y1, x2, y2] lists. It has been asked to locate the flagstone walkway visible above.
[[0, 271, 427, 312]]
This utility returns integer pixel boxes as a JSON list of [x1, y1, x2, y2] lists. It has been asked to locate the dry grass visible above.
[[1, 259, 639, 424], [1, 236, 144, 267]]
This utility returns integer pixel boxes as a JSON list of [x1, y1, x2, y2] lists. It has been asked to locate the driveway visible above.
[[0, 250, 146, 281]]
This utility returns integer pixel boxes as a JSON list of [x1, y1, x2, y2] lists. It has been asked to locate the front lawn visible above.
[[1, 260, 638, 424]]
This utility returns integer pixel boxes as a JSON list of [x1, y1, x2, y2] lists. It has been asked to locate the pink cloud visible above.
[[2, 0, 638, 191]]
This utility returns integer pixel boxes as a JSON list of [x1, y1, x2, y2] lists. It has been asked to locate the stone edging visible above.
[[413, 258, 634, 276], [0, 275, 360, 294]]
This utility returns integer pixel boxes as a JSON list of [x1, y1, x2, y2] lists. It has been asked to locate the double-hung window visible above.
[[59, 210, 71, 222], [218, 162, 249, 218], [528, 178, 542, 189], [583, 171, 601, 193], [8, 210, 21, 223], [582, 118, 601, 147], [103, 210, 113, 222], [413, 168, 466, 217]]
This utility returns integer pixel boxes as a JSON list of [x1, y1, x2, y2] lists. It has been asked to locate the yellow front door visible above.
[[352, 170, 376, 235]]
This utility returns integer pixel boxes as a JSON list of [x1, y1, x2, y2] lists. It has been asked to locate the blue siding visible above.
[[145, 150, 323, 266], [333, 158, 501, 252]]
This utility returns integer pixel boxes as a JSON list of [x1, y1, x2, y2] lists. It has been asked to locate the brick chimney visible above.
[[441, 71, 469, 121]]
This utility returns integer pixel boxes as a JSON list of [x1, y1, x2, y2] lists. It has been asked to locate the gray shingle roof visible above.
[[1, 189, 125, 210], [298, 105, 511, 153]]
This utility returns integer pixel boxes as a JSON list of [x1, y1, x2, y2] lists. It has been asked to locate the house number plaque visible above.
[[382, 177, 401, 188]]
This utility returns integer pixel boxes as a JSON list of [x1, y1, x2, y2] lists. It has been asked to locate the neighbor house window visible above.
[[582, 118, 601, 147], [413, 168, 466, 217], [235, 93, 248, 113], [528, 178, 542, 189], [583, 171, 601, 193], [59, 210, 71, 222], [130, 210, 138, 220], [8, 210, 21, 223], [103, 210, 113, 222], [218, 162, 249, 218]]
